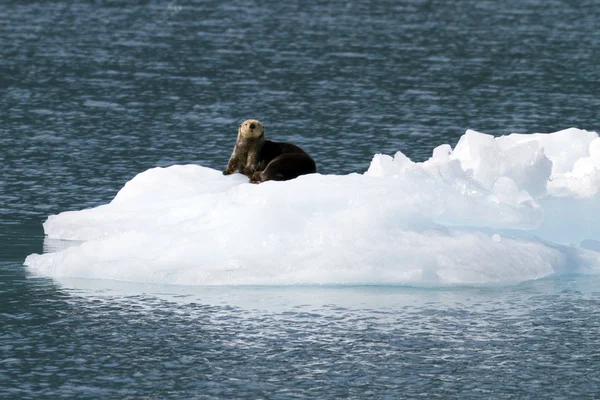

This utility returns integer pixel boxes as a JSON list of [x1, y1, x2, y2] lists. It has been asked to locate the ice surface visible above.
[[25, 128, 600, 286]]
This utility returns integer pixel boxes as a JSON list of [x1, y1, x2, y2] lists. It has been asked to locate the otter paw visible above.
[[250, 171, 263, 183], [223, 169, 233, 175]]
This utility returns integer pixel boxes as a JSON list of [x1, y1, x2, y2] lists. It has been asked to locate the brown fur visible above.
[[223, 119, 316, 183]]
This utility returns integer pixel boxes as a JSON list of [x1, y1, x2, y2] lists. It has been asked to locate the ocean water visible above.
[[2, 0, 600, 398]]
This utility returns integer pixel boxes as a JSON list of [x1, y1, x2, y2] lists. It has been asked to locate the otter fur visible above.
[[223, 119, 317, 183]]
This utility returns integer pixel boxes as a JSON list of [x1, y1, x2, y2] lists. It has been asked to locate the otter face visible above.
[[238, 119, 264, 139]]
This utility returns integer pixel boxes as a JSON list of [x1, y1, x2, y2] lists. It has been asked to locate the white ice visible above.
[[25, 128, 600, 286]]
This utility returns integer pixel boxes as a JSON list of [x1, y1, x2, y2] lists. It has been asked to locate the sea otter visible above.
[[223, 119, 317, 183]]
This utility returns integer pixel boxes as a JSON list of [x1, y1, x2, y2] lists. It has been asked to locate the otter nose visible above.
[[249, 123, 256, 130]]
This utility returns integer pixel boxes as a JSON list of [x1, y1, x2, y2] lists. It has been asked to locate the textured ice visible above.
[[25, 128, 600, 285]]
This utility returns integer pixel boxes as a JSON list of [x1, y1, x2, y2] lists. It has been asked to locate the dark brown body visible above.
[[249, 140, 317, 183], [223, 119, 316, 183]]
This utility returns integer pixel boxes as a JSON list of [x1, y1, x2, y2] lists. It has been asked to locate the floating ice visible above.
[[25, 128, 600, 286]]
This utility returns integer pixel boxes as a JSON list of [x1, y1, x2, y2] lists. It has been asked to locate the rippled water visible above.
[[2, 0, 600, 398], [4, 264, 600, 398]]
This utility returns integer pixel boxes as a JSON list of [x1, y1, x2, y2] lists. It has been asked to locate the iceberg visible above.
[[25, 128, 600, 286]]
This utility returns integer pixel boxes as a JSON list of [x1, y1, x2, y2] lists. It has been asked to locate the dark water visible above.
[[2, 0, 600, 398], [3, 268, 600, 399]]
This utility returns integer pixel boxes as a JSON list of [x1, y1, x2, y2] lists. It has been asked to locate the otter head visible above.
[[238, 119, 264, 141]]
